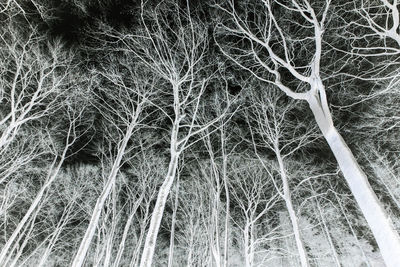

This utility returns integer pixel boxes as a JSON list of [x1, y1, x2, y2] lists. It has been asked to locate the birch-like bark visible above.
[[71, 121, 137, 267], [275, 145, 310, 267], [0, 123, 74, 266], [168, 180, 180, 267], [139, 148, 179, 267], [325, 128, 400, 266], [308, 88, 400, 267], [219, 0, 400, 264]]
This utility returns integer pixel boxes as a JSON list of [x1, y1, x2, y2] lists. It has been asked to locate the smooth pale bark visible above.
[[168, 181, 179, 267], [139, 150, 179, 267], [112, 194, 144, 267], [222, 156, 230, 267], [244, 223, 252, 267], [103, 189, 117, 267], [71, 122, 136, 267], [308, 88, 400, 267], [221, 129, 230, 267], [275, 145, 310, 267]]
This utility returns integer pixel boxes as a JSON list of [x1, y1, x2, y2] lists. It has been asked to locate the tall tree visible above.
[[246, 87, 318, 267], [100, 2, 233, 265], [71, 56, 156, 266], [217, 1, 400, 266]]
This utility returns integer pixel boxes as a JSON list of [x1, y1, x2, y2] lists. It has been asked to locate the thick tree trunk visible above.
[[139, 151, 179, 267], [308, 92, 400, 267]]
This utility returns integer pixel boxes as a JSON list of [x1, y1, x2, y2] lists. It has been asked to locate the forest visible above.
[[1, 0, 400, 266]]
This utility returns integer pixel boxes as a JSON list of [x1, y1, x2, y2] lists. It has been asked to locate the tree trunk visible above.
[[0, 147, 67, 266], [244, 222, 251, 267], [310, 186, 341, 267], [222, 155, 230, 267], [168, 181, 179, 267], [113, 195, 144, 267], [139, 151, 179, 267], [275, 145, 310, 267], [308, 92, 400, 267], [71, 124, 134, 267]]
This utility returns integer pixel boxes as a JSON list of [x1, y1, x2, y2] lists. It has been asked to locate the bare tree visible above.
[[174, 176, 212, 267], [217, 1, 400, 265], [95, 2, 234, 266], [71, 57, 156, 266], [0, 22, 73, 154], [0, 100, 86, 266], [228, 157, 279, 267], [199, 87, 239, 267], [245, 87, 318, 267]]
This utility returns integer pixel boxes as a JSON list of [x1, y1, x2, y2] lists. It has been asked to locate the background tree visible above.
[[100, 2, 234, 265], [71, 55, 157, 266]]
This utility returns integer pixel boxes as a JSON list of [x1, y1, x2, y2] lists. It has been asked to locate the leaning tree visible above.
[[216, 0, 400, 266]]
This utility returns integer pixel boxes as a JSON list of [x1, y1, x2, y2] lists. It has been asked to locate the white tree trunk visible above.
[[112, 195, 144, 267], [0, 147, 67, 266], [275, 145, 310, 267], [244, 222, 251, 267], [222, 156, 230, 267], [71, 124, 135, 267], [308, 92, 400, 267], [139, 151, 179, 267], [311, 189, 341, 267], [168, 182, 179, 267]]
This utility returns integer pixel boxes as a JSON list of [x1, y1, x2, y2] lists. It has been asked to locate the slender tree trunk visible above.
[[311, 188, 341, 267], [333, 191, 371, 267], [244, 222, 251, 267], [222, 155, 230, 267], [308, 89, 400, 267], [168, 181, 180, 267], [129, 205, 150, 267], [113, 195, 144, 267], [275, 145, 310, 267], [103, 189, 117, 267], [71, 123, 135, 267], [249, 223, 255, 267], [186, 221, 195, 267], [221, 128, 230, 267], [0, 147, 67, 266], [139, 149, 179, 267]]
